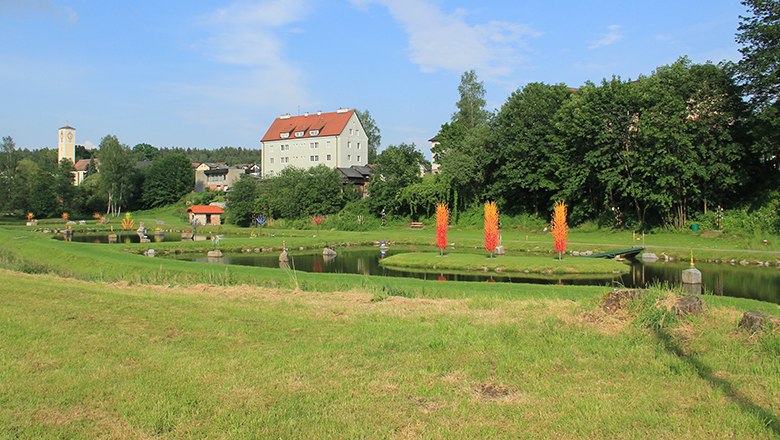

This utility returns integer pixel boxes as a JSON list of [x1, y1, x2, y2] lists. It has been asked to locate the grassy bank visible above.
[[1, 270, 778, 438], [381, 252, 629, 276]]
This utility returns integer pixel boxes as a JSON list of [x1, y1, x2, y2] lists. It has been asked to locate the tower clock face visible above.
[[67, 132, 73, 141]]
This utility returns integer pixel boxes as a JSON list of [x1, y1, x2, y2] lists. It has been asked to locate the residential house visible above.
[[337, 165, 372, 196], [187, 205, 224, 225], [429, 136, 441, 175], [194, 163, 248, 192], [73, 158, 98, 185], [261, 108, 369, 178]]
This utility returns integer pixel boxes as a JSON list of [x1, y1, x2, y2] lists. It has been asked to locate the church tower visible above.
[[58, 125, 76, 164]]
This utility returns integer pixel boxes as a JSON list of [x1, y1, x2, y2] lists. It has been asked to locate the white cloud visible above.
[[351, 0, 539, 79], [588, 24, 623, 50], [181, 0, 314, 137]]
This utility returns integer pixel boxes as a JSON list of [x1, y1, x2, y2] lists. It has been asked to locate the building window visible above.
[[310, 155, 319, 162], [349, 128, 353, 135], [295, 131, 304, 137], [310, 142, 314, 149], [270, 158, 274, 164], [357, 155, 361, 162], [310, 129, 319, 136], [314, 142, 318, 148], [280, 133, 289, 138], [326, 154, 331, 161], [347, 154, 351, 161], [348, 141, 351, 149], [357, 142, 361, 149]]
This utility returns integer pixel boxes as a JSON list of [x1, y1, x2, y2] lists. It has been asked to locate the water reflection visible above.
[[173, 249, 780, 304]]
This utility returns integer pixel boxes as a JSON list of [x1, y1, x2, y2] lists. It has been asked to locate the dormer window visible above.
[[280, 133, 289, 139], [309, 129, 320, 136], [295, 131, 305, 137]]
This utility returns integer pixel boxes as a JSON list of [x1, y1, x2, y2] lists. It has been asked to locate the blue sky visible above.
[[1, 0, 747, 158]]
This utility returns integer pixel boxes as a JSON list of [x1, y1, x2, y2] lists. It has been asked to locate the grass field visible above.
[[380, 252, 629, 275], [0, 226, 779, 437], [1, 270, 779, 438]]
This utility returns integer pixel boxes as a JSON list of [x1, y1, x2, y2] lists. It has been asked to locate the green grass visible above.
[[1, 271, 778, 438], [381, 252, 629, 275], [1, 225, 779, 437]]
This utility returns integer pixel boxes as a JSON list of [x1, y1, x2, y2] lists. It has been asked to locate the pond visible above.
[[57, 232, 192, 244], [173, 248, 780, 305]]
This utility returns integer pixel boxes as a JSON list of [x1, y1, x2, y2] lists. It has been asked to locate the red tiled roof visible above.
[[74, 158, 98, 172], [261, 109, 355, 142], [187, 205, 224, 215]]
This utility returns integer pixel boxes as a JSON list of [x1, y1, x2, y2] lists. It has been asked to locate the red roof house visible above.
[[187, 205, 225, 225]]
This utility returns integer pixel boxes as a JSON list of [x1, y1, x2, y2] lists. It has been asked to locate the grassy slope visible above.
[[380, 252, 629, 275], [1, 271, 778, 438]]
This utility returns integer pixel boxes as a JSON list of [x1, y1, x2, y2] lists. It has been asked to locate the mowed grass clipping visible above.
[[380, 252, 629, 275], [1, 270, 779, 438]]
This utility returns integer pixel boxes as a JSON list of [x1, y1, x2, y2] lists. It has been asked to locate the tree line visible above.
[[0, 135, 196, 218]]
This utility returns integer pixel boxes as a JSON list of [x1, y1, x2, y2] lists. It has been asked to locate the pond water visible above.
[[174, 249, 780, 305], [57, 232, 189, 244]]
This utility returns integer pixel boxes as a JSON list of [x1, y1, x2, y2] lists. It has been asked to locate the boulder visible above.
[[144, 249, 156, 257], [323, 247, 337, 256], [738, 311, 779, 332], [672, 296, 703, 317], [641, 252, 658, 262], [207, 250, 223, 258], [602, 289, 647, 314]]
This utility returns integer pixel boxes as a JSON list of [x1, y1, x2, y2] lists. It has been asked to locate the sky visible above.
[[1, 0, 748, 158]]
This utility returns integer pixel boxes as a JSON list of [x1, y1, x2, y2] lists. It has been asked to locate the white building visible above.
[[261, 108, 369, 177]]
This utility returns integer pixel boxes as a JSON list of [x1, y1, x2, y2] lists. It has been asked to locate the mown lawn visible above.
[[380, 252, 629, 276], [0, 269, 778, 438]]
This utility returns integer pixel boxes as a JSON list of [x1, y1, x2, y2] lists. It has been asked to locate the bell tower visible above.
[[58, 125, 76, 164]]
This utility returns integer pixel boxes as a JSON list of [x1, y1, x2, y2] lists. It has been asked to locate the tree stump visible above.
[[602, 289, 647, 314], [738, 311, 778, 332], [672, 296, 703, 317]]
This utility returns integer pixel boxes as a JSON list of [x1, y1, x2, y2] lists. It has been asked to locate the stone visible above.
[[602, 289, 647, 314], [108, 234, 117, 244], [495, 245, 505, 255], [571, 251, 580, 256], [279, 250, 289, 262], [641, 252, 658, 262], [582, 250, 593, 256], [738, 311, 779, 332], [181, 231, 194, 240], [323, 247, 337, 256], [672, 296, 703, 317], [140, 238, 151, 243], [207, 250, 222, 258], [682, 267, 702, 284], [144, 249, 156, 257]]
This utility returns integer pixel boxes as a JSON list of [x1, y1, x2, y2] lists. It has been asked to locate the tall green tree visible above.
[[434, 70, 494, 220], [141, 153, 194, 208], [263, 165, 344, 218], [54, 158, 76, 214], [736, 0, 780, 107], [0, 136, 17, 212], [735, 0, 780, 186], [491, 83, 572, 215], [133, 143, 160, 161], [97, 135, 135, 216], [356, 109, 381, 164], [368, 143, 426, 216], [226, 174, 260, 226]]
